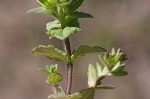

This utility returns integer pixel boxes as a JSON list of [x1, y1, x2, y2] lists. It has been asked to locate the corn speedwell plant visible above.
[[28, 0, 128, 99]]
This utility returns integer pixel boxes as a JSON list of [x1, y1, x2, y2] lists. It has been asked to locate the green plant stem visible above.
[[64, 37, 73, 95]]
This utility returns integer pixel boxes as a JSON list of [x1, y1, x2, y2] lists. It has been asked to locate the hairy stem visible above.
[[64, 37, 73, 95], [66, 63, 73, 95]]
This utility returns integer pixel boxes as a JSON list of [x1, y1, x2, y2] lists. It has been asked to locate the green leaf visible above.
[[67, 18, 80, 27], [47, 73, 63, 84], [111, 48, 116, 56], [32, 45, 70, 63], [36, 0, 58, 17], [58, 1, 70, 7], [27, 7, 51, 14], [70, 11, 93, 18], [98, 55, 106, 67], [27, 6, 59, 19], [96, 62, 109, 79], [46, 20, 61, 30], [39, 64, 58, 74], [69, 0, 84, 12], [70, 93, 82, 99], [96, 63, 102, 77], [37, 0, 51, 7], [114, 53, 122, 64], [48, 64, 58, 74], [50, 64, 58, 73], [103, 52, 110, 68], [96, 85, 115, 90], [60, 0, 67, 2], [48, 95, 69, 99], [52, 84, 65, 96], [48, 93, 82, 99], [112, 48, 123, 63], [71, 45, 106, 62], [79, 88, 95, 99], [111, 71, 128, 76], [46, 20, 81, 40], [48, 86, 82, 99], [101, 66, 109, 76], [111, 61, 128, 76], [88, 64, 97, 87], [47, 26, 81, 40], [111, 62, 124, 72], [62, 27, 80, 38], [49, 0, 58, 4]]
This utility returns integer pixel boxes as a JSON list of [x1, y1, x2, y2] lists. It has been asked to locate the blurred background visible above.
[[0, 0, 150, 99]]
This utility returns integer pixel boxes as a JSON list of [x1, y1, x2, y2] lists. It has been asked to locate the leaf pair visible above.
[[32, 45, 70, 63], [46, 20, 81, 40], [71, 45, 106, 63], [40, 64, 58, 74], [48, 84, 82, 99], [32, 45, 106, 63], [40, 64, 63, 84], [48, 85, 95, 99]]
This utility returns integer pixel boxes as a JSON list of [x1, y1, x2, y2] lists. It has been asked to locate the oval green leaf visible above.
[[79, 88, 95, 99], [70, 11, 93, 18], [47, 73, 63, 84], [32, 45, 70, 63], [69, 0, 84, 12], [88, 64, 97, 87], [71, 45, 106, 62], [96, 85, 115, 90]]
